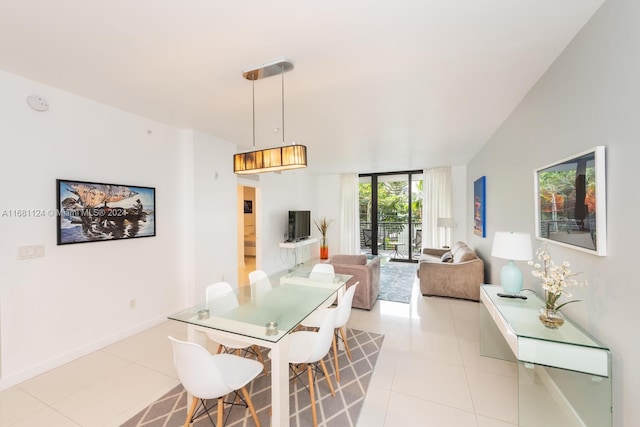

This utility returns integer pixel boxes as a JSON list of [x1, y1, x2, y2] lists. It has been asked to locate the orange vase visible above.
[[320, 237, 329, 259]]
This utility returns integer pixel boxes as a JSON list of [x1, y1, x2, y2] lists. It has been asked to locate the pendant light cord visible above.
[[252, 76, 256, 150], [281, 64, 285, 145]]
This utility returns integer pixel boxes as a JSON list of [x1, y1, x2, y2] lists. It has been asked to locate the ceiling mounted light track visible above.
[[234, 59, 307, 175]]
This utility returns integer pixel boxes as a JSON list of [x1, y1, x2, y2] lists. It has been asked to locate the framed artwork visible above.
[[244, 200, 253, 214], [534, 146, 606, 256], [474, 176, 486, 237], [56, 179, 156, 245]]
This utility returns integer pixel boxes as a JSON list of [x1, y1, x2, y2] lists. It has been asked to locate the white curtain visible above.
[[339, 174, 360, 254], [423, 167, 452, 248]]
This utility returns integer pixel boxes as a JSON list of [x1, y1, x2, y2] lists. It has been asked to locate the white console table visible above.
[[278, 238, 318, 267], [480, 285, 612, 427], [278, 237, 318, 249]]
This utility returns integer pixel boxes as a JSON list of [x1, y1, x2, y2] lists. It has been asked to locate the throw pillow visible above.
[[440, 251, 453, 263], [456, 248, 478, 262]]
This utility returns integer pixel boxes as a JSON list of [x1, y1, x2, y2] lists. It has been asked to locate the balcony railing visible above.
[[360, 221, 421, 260]]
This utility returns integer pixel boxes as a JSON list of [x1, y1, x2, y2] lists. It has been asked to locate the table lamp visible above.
[[491, 231, 532, 294], [437, 217, 455, 248]]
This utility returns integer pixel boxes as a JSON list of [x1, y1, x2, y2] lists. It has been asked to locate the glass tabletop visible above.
[[168, 273, 352, 343], [481, 285, 609, 350]]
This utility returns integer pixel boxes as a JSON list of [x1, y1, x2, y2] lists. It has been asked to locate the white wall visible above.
[[189, 130, 239, 298], [467, 0, 639, 424], [254, 170, 319, 274], [0, 71, 185, 388]]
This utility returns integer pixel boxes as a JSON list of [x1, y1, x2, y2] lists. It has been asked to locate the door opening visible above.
[[359, 171, 423, 262], [238, 185, 257, 285]]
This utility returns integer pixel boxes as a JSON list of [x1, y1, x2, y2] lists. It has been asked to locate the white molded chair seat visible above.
[[301, 282, 359, 382], [205, 282, 267, 375], [168, 336, 262, 427]]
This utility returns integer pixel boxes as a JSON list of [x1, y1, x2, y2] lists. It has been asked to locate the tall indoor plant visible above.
[[315, 217, 333, 259]]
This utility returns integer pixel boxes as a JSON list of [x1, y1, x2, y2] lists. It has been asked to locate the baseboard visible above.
[[0, 313, 171, 392]]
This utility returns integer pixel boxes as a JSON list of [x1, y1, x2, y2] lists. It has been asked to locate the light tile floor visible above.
[[0, 279, 517, 427]]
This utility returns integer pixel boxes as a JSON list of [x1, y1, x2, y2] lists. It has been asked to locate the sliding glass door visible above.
[[359, 171, 423, 262]]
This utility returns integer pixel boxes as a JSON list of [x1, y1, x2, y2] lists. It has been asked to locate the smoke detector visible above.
[[26, 95, 49, 112]]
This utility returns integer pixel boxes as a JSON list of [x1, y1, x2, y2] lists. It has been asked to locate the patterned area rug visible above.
[[377, 261, 418, 304], [122, 329, 384, 427]]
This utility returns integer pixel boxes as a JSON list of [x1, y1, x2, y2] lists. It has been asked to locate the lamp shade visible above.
[[491, 231, 532, 261], [437, 217, 455, 228], [234, 144, 307, 174]]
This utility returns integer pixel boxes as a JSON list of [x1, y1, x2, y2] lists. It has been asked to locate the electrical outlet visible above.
[[130, 299, 136, 309]]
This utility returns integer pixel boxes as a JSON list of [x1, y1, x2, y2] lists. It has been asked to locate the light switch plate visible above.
[[17, 245, 45, 260]]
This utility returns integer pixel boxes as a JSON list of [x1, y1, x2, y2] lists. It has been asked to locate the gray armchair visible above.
[[328, 254, 380, 310]]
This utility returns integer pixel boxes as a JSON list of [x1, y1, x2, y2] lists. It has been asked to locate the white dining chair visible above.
[[168, 336, 262, 427], [309, 263, 335, 281], [309, 263, 337, 308], [301, 282, 359, 382], [248, 269, 272, 298], [205, 282, 267, 375], [286, 308, 339, 427]]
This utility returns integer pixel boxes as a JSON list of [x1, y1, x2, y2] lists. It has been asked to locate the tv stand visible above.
[[279, 238, 317, 249]]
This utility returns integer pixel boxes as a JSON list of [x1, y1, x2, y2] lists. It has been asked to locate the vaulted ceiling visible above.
[[0, 0, 606, 174]]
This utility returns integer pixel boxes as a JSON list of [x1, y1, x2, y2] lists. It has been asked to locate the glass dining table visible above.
[[168, 270, 352, 427]]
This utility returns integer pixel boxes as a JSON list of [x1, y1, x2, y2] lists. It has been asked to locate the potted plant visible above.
[[315, 216, 333, 259], [528, 243, 586, 328]]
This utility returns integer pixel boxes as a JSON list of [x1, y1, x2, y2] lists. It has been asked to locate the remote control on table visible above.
[[497, 293, 527, 300]]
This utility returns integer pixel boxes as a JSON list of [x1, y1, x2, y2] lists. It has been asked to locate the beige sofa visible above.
[[418, 241, 484, 301], [329, 254, 380, 310]]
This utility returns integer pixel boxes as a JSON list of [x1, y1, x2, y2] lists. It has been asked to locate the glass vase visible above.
[[539, 307, 565, 329], [320, 237, 329, 259]]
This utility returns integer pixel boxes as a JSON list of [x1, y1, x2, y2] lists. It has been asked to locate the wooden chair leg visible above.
[[252, 345, 268, 376], [241, 386, 261, 427], [339, 327, 352, 360], [331, 333, 340, 382], [307, 365, 318, 427], [217, 396, 224, 426], [184, 396, 198, 427], [319, 359, 335, 397]]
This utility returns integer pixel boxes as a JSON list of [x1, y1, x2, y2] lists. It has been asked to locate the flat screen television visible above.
[[287, 210, 311, 242]]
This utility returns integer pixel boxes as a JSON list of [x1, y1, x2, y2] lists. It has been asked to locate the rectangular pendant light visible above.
[[233, 59, 307, 175], [234, 144, 307, 174]]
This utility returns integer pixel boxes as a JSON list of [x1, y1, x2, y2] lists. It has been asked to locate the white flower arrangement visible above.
[[527, 243, 586, 311]]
